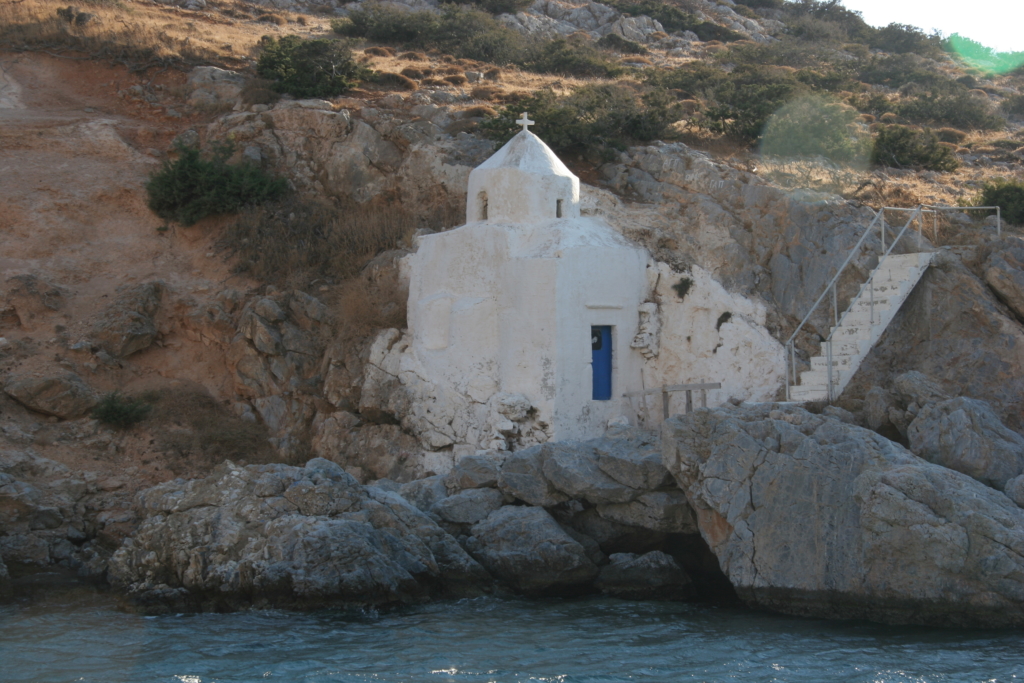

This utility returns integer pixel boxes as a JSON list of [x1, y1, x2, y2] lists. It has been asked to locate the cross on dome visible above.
[[516, 112, 534, 132]]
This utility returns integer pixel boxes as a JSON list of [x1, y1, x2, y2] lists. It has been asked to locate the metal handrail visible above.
[[784, 206, 927, 401]]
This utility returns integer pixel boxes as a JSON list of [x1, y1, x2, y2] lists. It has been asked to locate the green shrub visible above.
[[256, 35, 366, 98], [858, 54, 961, 93], [481, 84, 680, 159], [467, 0, 533, 14], [782, 0, 873, 43], [896, 92, 1004, 130], [1001, 94, 1024, 117], [735, 0, 782, 8], [871, 125, 960, 171], [760, 95, 870, 163], [977, 181, 1024, 225], [701, 65, 806, 143], [596, 32, 648, 55], [523, 37, 624, 78], [868, 22, 943, 58], [146, 145, 288, 226], [93, 391, 152, 429], [336, 5, 528, 65], [224, 195, 460, 285]]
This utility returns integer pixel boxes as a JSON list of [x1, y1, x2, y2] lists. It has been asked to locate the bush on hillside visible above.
[[870, 125, 960, 172], [481, 84, 680, 159], [93, 391, 152, 429], [896, 92, 1004, 130], [467, 0, 533, 14], [256, 35, 366, 98], [523, 37, 624, 78], [701, 65, 806, 143], [335, 5, 528, 65], [868, 22, 943, 58], [604, 0, 744, 41], [596, 32, 648, 55], [858, 54, 961, 93], [146, 145, 288, 226], [976, 181, 1024, 225], [782, 0, 873, 43], [1001, 94, 1024, 117], [760, 95, 870, 163], [223, 195, 461, 285]]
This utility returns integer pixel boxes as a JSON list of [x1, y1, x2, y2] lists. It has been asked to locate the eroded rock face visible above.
[[108, 458, 491, 613], [4, 373, 98, 419], [465, 505, 598, 595], [594, 551, 692, 600], [89, 281, 163, 358], [663, 403, 1024, 627], [908, 397, 1024, 490], [983, 239, 1024, 322]]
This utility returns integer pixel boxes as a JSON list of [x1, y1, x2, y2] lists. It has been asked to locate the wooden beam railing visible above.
[[623, 382, 722, 419]]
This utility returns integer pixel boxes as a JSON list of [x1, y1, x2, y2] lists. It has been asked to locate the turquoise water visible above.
[[2, 585, 1023, 683]]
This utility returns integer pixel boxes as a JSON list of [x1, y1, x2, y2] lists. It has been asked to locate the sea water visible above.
[[2, 585, 1023, 683]]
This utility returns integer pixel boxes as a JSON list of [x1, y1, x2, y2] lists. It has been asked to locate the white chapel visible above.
[[405, 116, 650, 443]]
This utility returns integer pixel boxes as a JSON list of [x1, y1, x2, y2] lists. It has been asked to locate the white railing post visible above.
[[869, 273, 874, 325], [826, 339, 833, 403], [832, 283, 838, 328], [997, 206, 1002, 237], [880, 211, 886, 253]]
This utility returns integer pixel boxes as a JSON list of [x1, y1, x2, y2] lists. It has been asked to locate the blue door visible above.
[[592, 326, 612, 400]]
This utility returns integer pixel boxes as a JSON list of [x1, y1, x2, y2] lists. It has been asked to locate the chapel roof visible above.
[[475, 130, 576, 179]]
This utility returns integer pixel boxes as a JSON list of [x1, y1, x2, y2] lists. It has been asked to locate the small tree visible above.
[[146, 144, 288, 226], [870, 125, 959, 172], [257, 35, 365, 98], [978, 181, 1024, 225]]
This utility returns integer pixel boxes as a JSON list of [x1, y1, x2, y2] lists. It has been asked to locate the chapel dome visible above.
[[467, 126, 581, 224], [475, 130, 576, 179]]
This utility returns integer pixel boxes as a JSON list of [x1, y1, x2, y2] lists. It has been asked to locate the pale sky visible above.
[[839, 0, 1021, 53]]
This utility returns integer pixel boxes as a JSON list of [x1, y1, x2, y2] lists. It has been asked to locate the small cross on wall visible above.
[[517, 112, 534, 132]]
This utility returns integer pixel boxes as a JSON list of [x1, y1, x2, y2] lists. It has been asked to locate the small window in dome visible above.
[[478, 191, 488, 221], [556, 199, 563, 218]]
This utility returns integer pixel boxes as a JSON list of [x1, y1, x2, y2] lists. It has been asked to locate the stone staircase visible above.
[[790, 252, 935, 402]]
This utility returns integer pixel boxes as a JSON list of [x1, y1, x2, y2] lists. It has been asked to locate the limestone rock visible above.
[[541, 442, 641, 505], [908, 397, 1024, 490], [90, 282, 163, 358], [4, 274, 65, 330], [466, 506, 598, 595], [399, 475, 449, 514], [497, 447, 569, 507], [432, 487, 504, 525], [4, 372, 98, 419], [594, 430, 671, 490], [596, 490, 697, 533], [1005, 475, 1024, 508], [892, 371, 950, 408], [109, 458, 491, 612], [983, 240, 1024, 322], [663, 403, 1024, 627], [594, 551, 692, 600], [444, 453, 503, 493], [187, 66, 245, 108]]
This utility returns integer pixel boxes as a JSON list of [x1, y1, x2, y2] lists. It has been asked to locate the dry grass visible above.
[[146, 385, 279, 473], [0, 0, 329, 72], [328, 275, 409, 348], [222, 194, 462, 289]]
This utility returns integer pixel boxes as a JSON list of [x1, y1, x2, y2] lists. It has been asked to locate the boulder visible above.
[[4, 372, 98, 419], [497, 447, 569, 507], [892, 371, 950, 408], [432, 487, 504, 525], [466, 506, 598, 595], [595, 490, 697, 533], [4, 274, 65, 330], [1006, 475, 1024, 508], [399, 475, 449, 514], [908, 397, 1024, 490], [541, 442, 641, 505], [90, 282, 162, 358], [983, 240, 1024, 322], [108, 458, 491, 613], [594, 551, 692, 600], [186, 66, 246, 108], [445, 453, 502, 493], [663, 403, 1024, 627], [594, 430, 672, 490]]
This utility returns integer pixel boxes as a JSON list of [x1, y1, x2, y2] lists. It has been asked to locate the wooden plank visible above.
[[622, 382, 721, 398]]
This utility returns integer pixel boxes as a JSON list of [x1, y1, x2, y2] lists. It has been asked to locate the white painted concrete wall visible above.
[[407, 217, 648, 445]]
